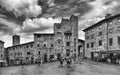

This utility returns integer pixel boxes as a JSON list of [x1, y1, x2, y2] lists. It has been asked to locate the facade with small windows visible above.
[[34, 33, 54, 62], [6, 42, 35, 65], [83, 14, 120, 60]]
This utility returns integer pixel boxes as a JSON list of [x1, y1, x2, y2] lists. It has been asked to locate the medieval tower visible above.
[[12, 35, 20, 46], [54, 15, 78, 58]]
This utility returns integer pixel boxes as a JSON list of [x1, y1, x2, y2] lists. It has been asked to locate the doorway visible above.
[[44, 54, 47, 62]]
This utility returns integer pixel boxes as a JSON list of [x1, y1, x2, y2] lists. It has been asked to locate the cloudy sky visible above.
[[0, 0, 120, 47]]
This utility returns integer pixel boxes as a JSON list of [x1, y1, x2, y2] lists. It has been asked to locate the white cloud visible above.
[[0, 0, 42, 18], [23, 17, 61, 30], [78, 30, 85, 40]]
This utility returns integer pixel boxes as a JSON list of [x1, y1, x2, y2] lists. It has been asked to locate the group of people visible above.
[[59, 56, 77, 68]]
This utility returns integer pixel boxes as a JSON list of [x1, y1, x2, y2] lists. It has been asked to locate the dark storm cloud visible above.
[[0, 0, 95, 36], [0, 0, 94, 24], [112, 5, 120, 15], [0, 23, 13, 35], [104, 1, 112, 5], [42, 0, 93, 18], [103, 0, 120, 5], [54, 0, 69, 4], [0, 5, 26, 25]]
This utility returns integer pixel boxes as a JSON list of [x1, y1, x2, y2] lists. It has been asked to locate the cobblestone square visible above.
[[0, 59, 120, 75]]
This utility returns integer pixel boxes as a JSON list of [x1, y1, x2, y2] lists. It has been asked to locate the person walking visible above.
[[38, 59, 41, 66], [59, 57, 63, 67], [66, 57, 71, 68]]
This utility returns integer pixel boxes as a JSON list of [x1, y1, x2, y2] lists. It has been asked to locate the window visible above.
[[98, 32, 102, 36], [109, 38, 113, 46], [58, 41, 60, 44], [109, 28, 113, 33], [27, 52, 30, 55], [38, 51, 40, 55], [91, 42, 94, 48], [51, 44, 53, 47], [99, 40, 102, 46], [118, 37, 120, 45], [44, 44, 46, 47], [66, 42, 70, 46], [74, 49, 76, 52], [91, 35, 94, 39], [26, 45, 28, 48], [87, 43, 89, 48], [37, 44, 40, 47]]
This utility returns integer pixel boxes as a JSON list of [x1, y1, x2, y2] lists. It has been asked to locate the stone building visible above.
[[54, 15, 78, 59], [34, 33, 54, 62], [83, 13, 120, 59], [34, 15, 79, 62], [5, 15, 80, 66], [6, 41, 35, 65], [0, 40, 6, 66]]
